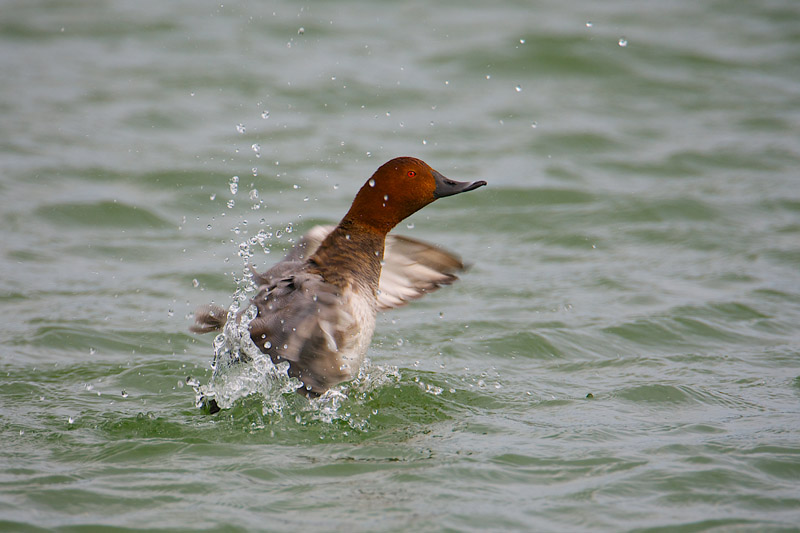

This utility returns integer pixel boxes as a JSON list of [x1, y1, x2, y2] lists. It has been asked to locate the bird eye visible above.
[[407, 171, 416, 177]]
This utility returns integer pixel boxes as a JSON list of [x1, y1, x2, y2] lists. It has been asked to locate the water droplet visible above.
[[210, 193, 216, 201], [585, 21, 593, 28], [333, 183, 339, 190], [485, 74, 491, 80], [89, 347, 96, 355], [531, 122, 538, 128], [249, 189, 259, 201], [396, 339, 404, 346], [227, 199, 235, 209], [251, 143, 261, 157], [121, 390, 128, 398], [618, 37, 628, 47], [261, 110, 270, 119], [206, 224, 212, 230], [406, 222, 414, 229], [167, 309, 174, 317], [422, 139, 427, 145], [229, 176, 239, 195], [68, 417, 74, 424], [19, 429, 24, 436], [297, 27, 305, 35], [515, 85, 522, 92], [252, 167, 258, 176], [368, 179, 375, 187], [192, 279, 199, 288], [293, 184, 300, 189], [383, 194, 389, 201], [236, 123, 246, 134]]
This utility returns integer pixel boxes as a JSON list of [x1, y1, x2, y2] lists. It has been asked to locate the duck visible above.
[[191, 157, 486, 407]]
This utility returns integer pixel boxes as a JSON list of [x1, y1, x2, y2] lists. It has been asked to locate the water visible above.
[[2, 0, 800, 531]]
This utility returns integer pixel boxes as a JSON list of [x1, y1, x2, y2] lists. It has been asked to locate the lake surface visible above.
[[2, 0, 800, 531]]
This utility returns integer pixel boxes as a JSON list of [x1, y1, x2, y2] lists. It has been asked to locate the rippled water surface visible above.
[[2, 0, 800, 531]]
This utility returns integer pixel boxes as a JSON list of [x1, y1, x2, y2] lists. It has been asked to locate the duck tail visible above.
[[189, 304, 228, 333]]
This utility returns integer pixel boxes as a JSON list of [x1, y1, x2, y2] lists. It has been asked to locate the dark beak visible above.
[[433, 170, 487, 198]]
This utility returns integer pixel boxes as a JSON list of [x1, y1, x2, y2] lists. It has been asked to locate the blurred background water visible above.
[[1, 0, 800, 531]]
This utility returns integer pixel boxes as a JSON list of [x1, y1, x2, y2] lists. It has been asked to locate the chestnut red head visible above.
[[342, 157, 486, 233]]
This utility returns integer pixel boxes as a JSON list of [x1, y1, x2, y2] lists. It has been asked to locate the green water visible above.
[[2, 0, 800, 531]]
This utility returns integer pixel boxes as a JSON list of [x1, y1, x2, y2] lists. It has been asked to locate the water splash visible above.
[[192, 298, 401, 425], [191, 300, 301, 410], [305, 363, 401, 428]]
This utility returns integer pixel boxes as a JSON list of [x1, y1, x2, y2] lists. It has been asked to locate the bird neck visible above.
[[307, 219, 385, 293]]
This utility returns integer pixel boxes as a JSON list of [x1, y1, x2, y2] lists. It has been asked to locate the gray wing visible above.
[[376, 234, 466, 311], [250, 225, 334, 287], [280, 225, 334, 262], [248, 270, 354, 394]]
